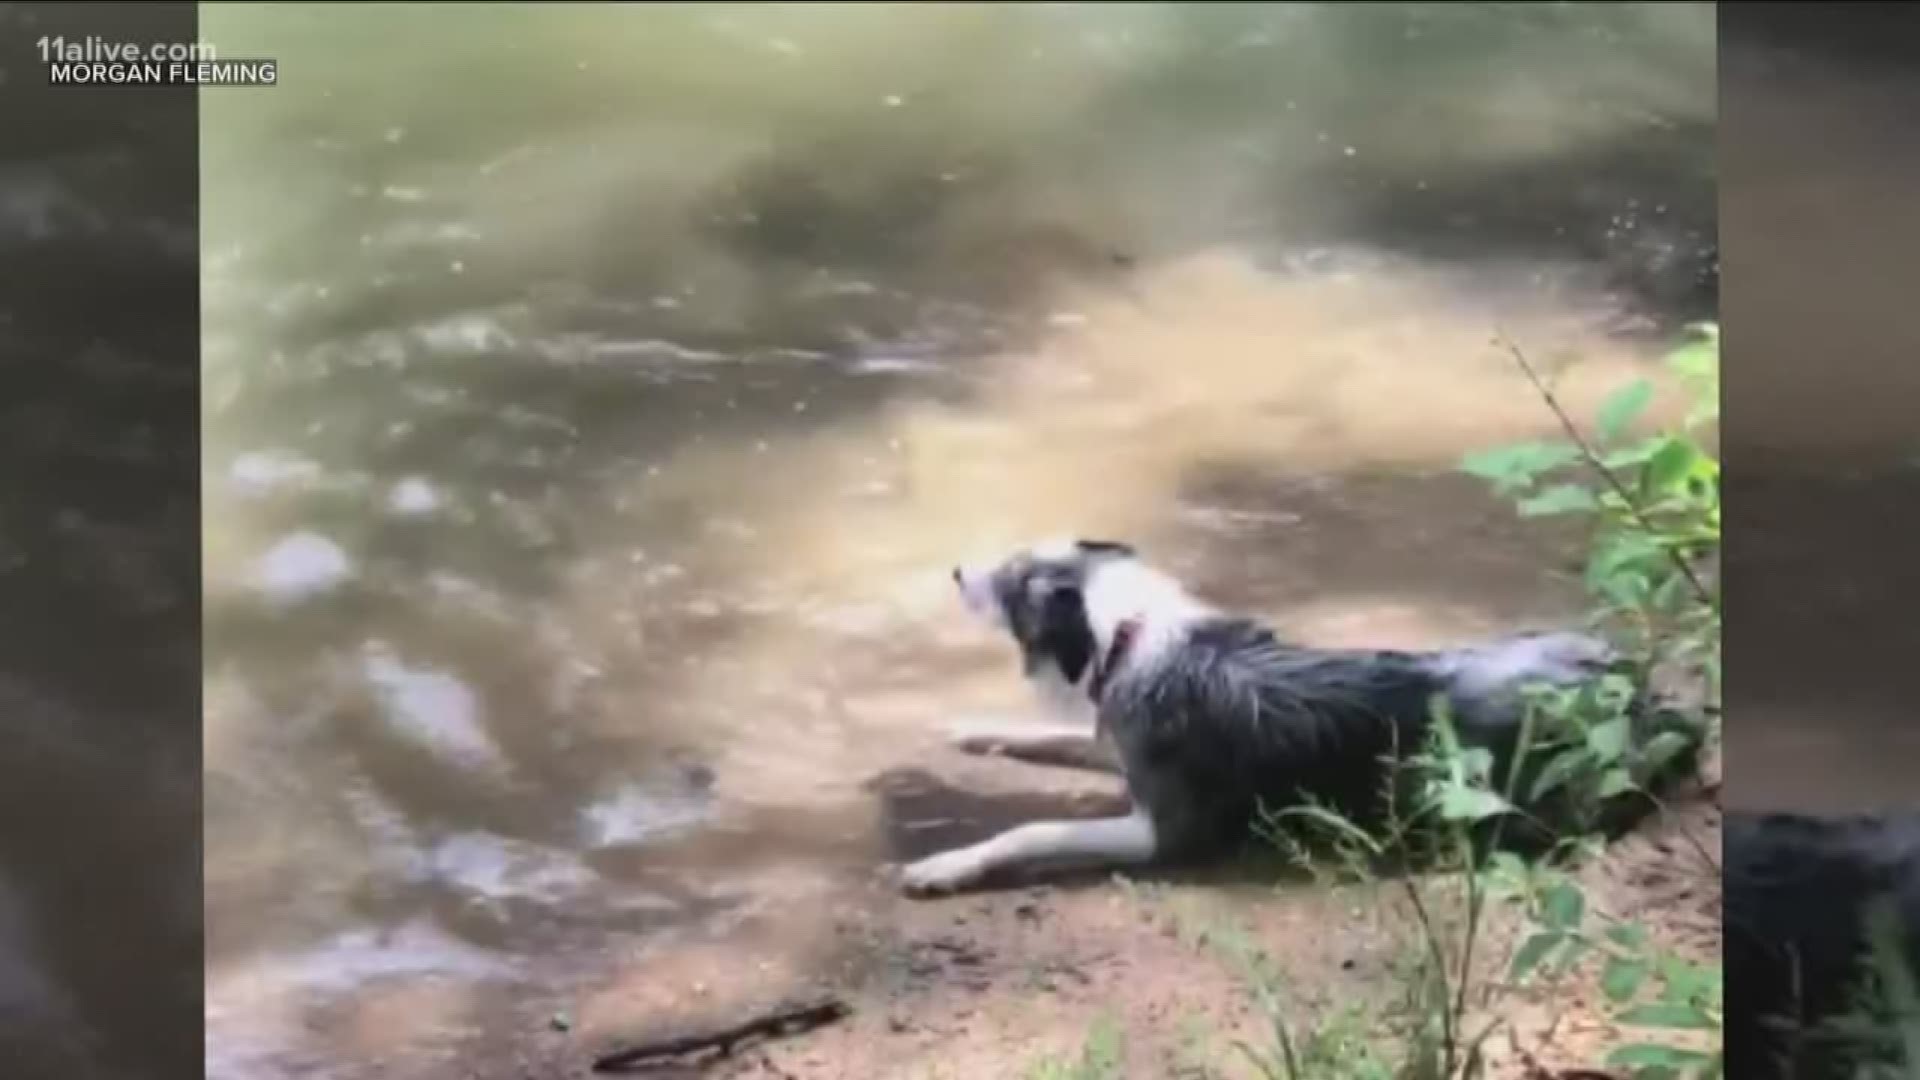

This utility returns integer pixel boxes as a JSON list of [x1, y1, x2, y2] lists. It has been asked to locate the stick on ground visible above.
[[591, 997, 853, 1073]]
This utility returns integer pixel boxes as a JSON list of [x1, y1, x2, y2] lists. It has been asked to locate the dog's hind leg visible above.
[[947, 720, 1121, 773], [898, 808, 1157, 895]]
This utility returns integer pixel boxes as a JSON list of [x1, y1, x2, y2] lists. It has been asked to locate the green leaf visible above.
[[1603, 441, 1663, 470], [1588, 533, 1664, 590], [1530, 747, 1592, 802], [1607, 1043, 1715, 1074], [1639, 730, 1697, 774], [1597, 673, 1639, 711], [1667, 328, 1719, 385], [1606, 923, 1650, 951], [1668, 326, 1720, 433], [1460, 441, 1580, 494], [1457, 746, 1496, 785], [1658, 958, 1723, 1009], [1603, 957, 1651, 1003], [1510, 930, 1563, 981], [1518, 483, 1600, 517], [1600, 570, 1653, 609], [1616, 1003, 1717, 1030], [1586, 718, 1632, 763], [1651, 571, 1694, 615], [1599, 768, 1638, 800], [1437, 783, 1512, 823], [1486, 851, 1529, 889], [1541, 881, 1587, 931], [1522, 682, 1581, 723], [1686, 448, 1720, 486], [1597, 380, 1656, 443], [1641, 438, 1699, 499], [1552, 935, 1593, 977]]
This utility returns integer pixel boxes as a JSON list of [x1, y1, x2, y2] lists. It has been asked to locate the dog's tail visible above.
[[1459, 631, 1712, 846]]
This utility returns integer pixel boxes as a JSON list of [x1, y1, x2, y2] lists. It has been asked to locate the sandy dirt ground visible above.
[[408, 745, 1721, 1080]]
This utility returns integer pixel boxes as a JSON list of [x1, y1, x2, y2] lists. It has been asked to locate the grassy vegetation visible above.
[[1028, 324, 1725, 1080], [1839, 902, 1920, 1080]]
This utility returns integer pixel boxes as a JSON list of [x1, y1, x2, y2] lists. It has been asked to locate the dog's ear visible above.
[[1073, 539, 1136, 559], [1029, 583, 1096, 685]]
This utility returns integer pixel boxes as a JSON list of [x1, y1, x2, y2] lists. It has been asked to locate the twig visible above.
[[1641, 790, 1723, 876], [1454, 846, 1485, 1059], [1398, 876, 1460, 1077], [591, 997, 852, 1073], [1672, 812, 1723, 877], [1493, 334, 1719, 615]]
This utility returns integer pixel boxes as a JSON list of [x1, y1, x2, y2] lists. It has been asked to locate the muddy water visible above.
[[199, 4, 1715, 1074]]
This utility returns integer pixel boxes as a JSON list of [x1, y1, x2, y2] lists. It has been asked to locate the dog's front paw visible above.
[[950, 732, 1011, 757], [898, 848, 988, 897], [945, 717, 1026, 757]]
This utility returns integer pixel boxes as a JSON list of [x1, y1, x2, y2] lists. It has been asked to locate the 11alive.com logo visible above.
[[39, 35, 277, 88]]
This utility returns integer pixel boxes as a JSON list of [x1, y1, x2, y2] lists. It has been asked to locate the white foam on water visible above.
[[251, 919, 510, 997], [360, 646, 508, 775], [580, 783, 712, 849], [252, 533, 353, 602], [415, 833, 598, 904], [227, 450, 322, 496], [850, 355, 943, 375], [387, 476, 442, 516], [415, 314, 514, 354]]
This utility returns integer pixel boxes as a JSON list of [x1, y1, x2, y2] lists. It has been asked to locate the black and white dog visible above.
[[899, 537, 1703, 895]]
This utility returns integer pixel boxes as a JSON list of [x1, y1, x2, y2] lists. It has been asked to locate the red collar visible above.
[[1089, 616, 1143, 702]]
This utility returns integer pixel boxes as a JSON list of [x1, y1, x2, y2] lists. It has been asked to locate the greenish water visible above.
[[198, 4, 1714, 1075]]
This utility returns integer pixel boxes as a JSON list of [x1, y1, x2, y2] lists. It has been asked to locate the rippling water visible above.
[[199, 3, 1715, 1074]]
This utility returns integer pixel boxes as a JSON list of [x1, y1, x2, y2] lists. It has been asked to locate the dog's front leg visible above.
[[899, 808, 1158, 896], [947, 718, 1120, 774]]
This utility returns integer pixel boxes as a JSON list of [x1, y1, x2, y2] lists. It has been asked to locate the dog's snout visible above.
[[951, 563, 1006, 626]]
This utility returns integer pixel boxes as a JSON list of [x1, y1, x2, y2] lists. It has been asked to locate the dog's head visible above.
[[951, 538, 1141, 687]]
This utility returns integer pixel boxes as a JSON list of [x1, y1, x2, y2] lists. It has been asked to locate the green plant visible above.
[[1448, 327, 1721, 873], [1491, 851, 1723, 1078], [1164, 903, 1400, 1080], [1461, 325, 1721, 712], [1805, 899, 1920, 1080], [1025, 1011, 1126, 1080], [1211, 923, 1398, 1080], [1243, 998, 1397, 1080], [1457, 324, 1725, 1079], [1254, 720, 1514, 1080]]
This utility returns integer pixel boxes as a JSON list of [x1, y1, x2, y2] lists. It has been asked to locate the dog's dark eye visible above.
[[1074, 539, 1135, 558]]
